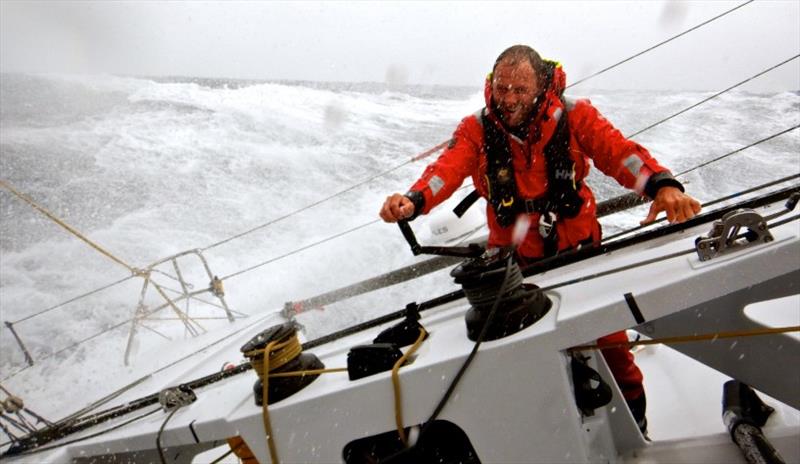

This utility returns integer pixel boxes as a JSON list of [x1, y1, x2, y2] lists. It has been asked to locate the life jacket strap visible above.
[[453, 180, 582, 222], [453, 189, 482, 218]]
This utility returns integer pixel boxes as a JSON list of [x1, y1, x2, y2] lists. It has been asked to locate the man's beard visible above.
[[491, 99, 537, 138], [493, 97, 538, 128]]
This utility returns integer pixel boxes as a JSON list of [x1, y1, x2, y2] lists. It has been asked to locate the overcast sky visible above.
[[1, 1, 798, 90]]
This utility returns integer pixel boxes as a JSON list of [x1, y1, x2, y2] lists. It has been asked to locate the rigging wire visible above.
[[8, 275, 135, 325], [567, 0, 754, 89], [0, 0, 792, 400], [7, 408, 161, 457], [9, 206, 798, 456], [3, 125, 793, 384], [200, 159, 413, 253], [676, 125, 800, 177], [202, 138, 446, 252], [627, 54, 799, 139], [211, 124, 800, 283], [220, 220, 379, 281], [1, 2, 793, 451], [0, 312, 165, 382], [601, 172, 800, 242], [195, 57, 800, 283], [0, 1, 775, 331], [193, 1, 758, 254]]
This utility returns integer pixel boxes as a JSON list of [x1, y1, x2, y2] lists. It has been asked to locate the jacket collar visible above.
[[483, 60, 567, 140]]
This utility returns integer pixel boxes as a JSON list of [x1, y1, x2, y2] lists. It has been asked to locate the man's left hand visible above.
[[641, 187, 701, 225]]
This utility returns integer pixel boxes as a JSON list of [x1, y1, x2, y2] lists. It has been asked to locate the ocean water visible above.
[[0, 73, 798, 425]]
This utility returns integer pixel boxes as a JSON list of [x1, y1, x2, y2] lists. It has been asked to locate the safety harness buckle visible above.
[[538, 211, 558, 238]]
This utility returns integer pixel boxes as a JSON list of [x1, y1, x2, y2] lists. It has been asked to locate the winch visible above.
[[451, 247, 551, 341], [241, 322, 324, 405], [398, 220, 550, 341]]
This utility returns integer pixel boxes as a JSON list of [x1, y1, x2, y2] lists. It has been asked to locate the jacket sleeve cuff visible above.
[[404, 190, 426, 221], [644, 171, 684, 199]]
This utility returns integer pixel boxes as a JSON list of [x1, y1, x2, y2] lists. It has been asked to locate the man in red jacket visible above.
[[380, 45, 701, 434]]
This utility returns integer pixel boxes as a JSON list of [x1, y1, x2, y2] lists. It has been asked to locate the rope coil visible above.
[[244, 333, 304, 378], [241, 327, 309, 464], [0, 3, 795, 454]]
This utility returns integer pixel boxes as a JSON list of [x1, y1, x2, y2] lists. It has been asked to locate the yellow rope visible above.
[[0, 179, 137, 274], [245, 335, 303, 375], [260, 341, 280, 464], [268, 368, 347, 378], [391, 328, 428, 446], [248, 328, 429, 460], [0, 180, 211, 341], [245, 333, 307, 464], [569, 325, 800, 353]]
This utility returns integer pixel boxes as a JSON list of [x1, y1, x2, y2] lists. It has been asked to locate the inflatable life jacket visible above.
[[455, 60, 583, 256]]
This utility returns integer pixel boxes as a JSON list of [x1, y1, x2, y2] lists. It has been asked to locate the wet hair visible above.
[[492, 45, 546, 80]]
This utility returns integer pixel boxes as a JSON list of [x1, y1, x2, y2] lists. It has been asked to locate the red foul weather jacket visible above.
[[408, 64, 678, 261], [405, 63, 684, 404]]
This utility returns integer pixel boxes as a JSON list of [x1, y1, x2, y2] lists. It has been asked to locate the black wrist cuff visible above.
[[404, 190, 425, 221], [644, 171, 684, 199]]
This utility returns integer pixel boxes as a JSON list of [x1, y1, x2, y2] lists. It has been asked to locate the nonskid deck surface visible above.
[[3, 190, 799, 463]]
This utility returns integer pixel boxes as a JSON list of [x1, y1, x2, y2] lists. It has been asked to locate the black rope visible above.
[[0, 3, 783, 342], [568, 1, 754, 88], [425, 255, 515, 424], [6, 186, 797, 457], [157, 408, 178, 464], [210, 440, 244, 464], [4, 122, 795, 383]]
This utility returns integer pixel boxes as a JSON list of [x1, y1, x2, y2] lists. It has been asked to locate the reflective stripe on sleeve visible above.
[[623, 154, 644, 177], [429, 175, 445, 197]]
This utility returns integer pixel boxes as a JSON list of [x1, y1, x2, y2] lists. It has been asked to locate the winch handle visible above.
[[398, 220, 422, 254], [397, 220, 484, 258]]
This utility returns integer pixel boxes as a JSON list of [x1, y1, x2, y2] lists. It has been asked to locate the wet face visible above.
[[491, 59, 540, 128]]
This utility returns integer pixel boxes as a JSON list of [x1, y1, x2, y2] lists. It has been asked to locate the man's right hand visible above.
[[379, 193, 416, 222]]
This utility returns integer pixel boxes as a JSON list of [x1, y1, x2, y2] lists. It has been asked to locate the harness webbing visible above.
[[476, 61, 583, 255]]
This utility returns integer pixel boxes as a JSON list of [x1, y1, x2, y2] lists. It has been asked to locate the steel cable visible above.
[[567, 1, 754, 89], [2, 1, 770, 330]]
